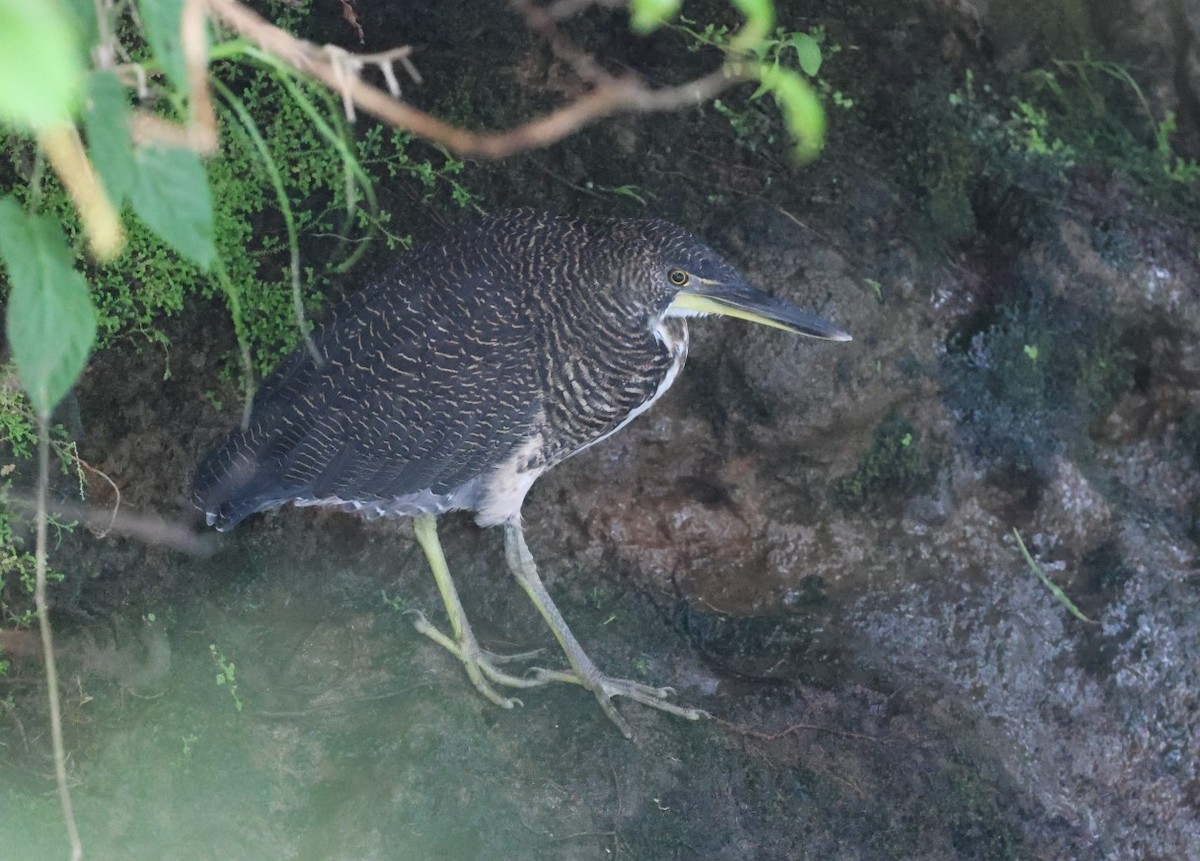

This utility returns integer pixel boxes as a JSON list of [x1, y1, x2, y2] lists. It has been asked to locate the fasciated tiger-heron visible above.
[[193, 209, 850, 738]]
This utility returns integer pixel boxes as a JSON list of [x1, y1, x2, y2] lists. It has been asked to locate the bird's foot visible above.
[[409, 610, 552, 709], [530, 666, 709, 739], [501, 522, 708, 737]]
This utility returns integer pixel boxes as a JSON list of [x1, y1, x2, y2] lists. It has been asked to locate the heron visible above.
[[193, 209, 850, 737]]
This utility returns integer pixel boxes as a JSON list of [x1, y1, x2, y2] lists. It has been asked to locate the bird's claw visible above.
[[525, 666, 706, 737], [410, 611, 555, 711]]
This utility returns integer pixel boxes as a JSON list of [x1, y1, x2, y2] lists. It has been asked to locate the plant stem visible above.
[[35, 415, 83, 860]]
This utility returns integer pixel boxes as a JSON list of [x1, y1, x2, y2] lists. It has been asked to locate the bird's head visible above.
[[606, 218, 852, 342]]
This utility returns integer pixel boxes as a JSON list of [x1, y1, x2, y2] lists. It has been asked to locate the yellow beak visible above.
[[669, 281, 851, 341]]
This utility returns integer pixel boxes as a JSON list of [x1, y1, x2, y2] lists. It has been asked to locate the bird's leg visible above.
[[503, 520, 708, 738], [410, 514, 549, 707]]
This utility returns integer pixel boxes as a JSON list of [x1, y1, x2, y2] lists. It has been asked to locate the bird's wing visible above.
[[192, 262, 543, 529]]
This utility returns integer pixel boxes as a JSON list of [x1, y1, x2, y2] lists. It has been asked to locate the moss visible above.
[[943, 272, 1135, 474], [832, 415, 937, 509], [1089, 216, 1140, 270], [846, 14, 1199, 257], [926, 142, 979, 243]]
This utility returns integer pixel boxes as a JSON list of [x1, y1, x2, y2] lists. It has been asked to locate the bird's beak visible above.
[[669, 280, 852, 341]]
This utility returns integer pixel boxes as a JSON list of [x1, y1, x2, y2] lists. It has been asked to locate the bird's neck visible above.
[[652, 314, 689, 356]]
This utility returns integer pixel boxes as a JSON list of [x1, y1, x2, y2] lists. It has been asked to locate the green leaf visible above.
[[59, 0, 100, 48], [138, 0, 187, 90], [1013, 529, 1096, 624], [729, 0, 774, 46], [85, 71, 136, 204], [787, 33, 822, 77], [0, 0, 85, 130], [0, 197, 97, 417], [131, 144, 216, 269], [757, 65, 825, 162], [630, 0, 682, 33]]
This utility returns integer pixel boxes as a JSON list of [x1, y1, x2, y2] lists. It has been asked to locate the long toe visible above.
[[410, 612, 555, 701], [597, 676, 709, 721], [528, 666, 707, 737]]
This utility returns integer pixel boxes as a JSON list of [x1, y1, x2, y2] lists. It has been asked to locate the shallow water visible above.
[[0, 515, 1037, 860]]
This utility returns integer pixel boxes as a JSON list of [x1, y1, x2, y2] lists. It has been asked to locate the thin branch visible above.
[[62, 449, 122, 539], [339, 0, 364, 44], [91, 0, 118, 69], [34, 419, 83, 861], [204, 0, 748, 159], [183, 0, 219, 153]]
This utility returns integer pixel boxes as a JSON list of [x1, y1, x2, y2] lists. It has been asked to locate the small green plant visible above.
[[370, 129, 484, 215], [1024, 344, 1039, 361], [745, 24, 854, 111], [0, 377, 74, 626], [831, 90, 855, 110], [669, 11, 829, 159], [1154, 113, 1200, 184], [583, 181, 657, 206], [711, 98, 767, 150], [832, 415, 936, 509], [587, 584, 611, 609], [380, 589, 407, 613], [1016, 57, 1200, 191], [1009, 98, 1075, 161], [209, 643, 243, 712]]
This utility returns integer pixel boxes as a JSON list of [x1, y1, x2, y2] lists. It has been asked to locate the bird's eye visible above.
[[668, 268, 689, 287]]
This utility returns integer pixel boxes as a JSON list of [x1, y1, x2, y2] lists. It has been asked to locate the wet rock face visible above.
[[534, 180, 1200, 857]]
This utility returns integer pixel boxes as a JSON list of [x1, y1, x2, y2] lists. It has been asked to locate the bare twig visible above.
[[339, 0, 364, 44], [54, 448, 121, 539], [204, 0, 748, 159], [183, 0, 219, 153], [125, 0, 747, 158], [91, 0, 118, 69], [363, 47, 423, 94]]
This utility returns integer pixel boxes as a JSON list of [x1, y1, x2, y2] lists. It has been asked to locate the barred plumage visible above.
[[194, 211, 713, 528]]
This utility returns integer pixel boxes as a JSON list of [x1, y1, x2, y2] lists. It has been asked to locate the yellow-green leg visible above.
[[411, 514, 548, 707], [503, 519, 707, 738]]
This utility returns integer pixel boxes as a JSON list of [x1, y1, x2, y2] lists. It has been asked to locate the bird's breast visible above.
[[538, 315, 689, 466]]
